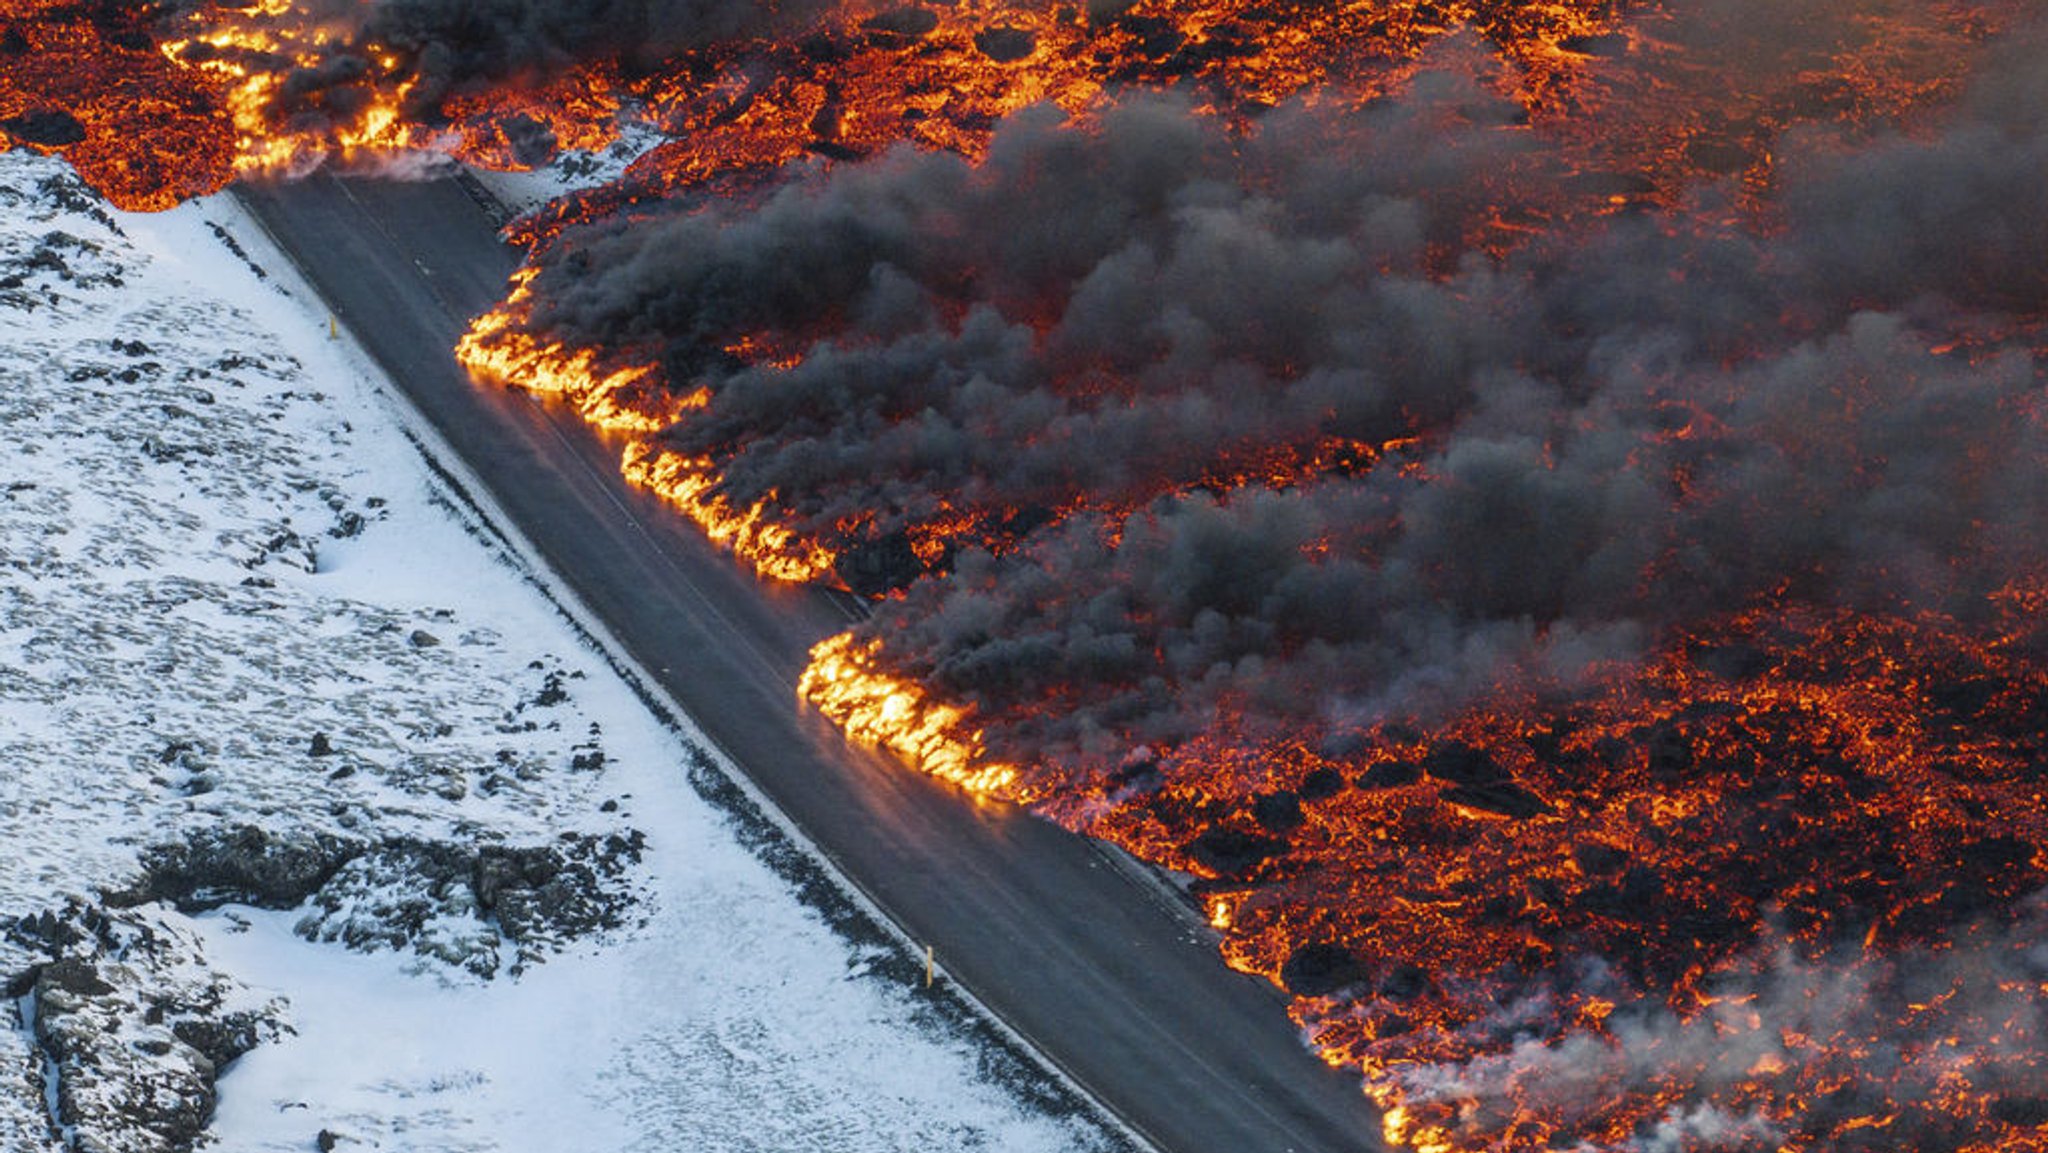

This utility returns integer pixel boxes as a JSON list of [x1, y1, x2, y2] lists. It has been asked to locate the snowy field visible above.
[[0, 148, 1122, 1152]]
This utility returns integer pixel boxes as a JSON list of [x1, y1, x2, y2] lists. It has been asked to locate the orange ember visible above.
[[801, 633, 1025, 796], [11, 0, 2048, 1149], [3, 0, 2028, 218], [458, 269, 690, 436], [853, 587, 2048, 1151], [620, 440, 840, 584], [0, 2, 233, 211], [449, 4, 2048, 1141]]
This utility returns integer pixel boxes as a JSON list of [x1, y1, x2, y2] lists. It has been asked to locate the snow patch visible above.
[[0, 149, 1120, 1153]]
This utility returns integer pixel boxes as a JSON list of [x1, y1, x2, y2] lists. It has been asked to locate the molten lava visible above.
[[802, 633, 1024, 796], [621, 440, 841, 583], [0, 1, 233, 211], [11, 0, 2048, 1149]]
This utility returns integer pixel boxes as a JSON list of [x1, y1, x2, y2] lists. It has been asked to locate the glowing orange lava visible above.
[[9, 0, 2048, 1148], [621, 441, 841, 584], [800, 633, 1024, 796]]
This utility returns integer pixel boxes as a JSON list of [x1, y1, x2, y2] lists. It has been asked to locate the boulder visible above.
[[1188, 826, 1283, 877], [127, 824, 360, 912], [1, 110, 85, 147], [1423, 741, 1505, 785], [862, 6, 940, 37], [1280, 941, 1370, 998], [12, 902, 284, 1153], [835, 529, 925, 597], [1251, 790, 1305, 833], [1356, 760, 1422, 789], [973, 26, 1037, 62], [1442, 781, 1551, 820]]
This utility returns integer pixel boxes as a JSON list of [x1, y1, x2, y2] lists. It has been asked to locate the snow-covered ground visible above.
[[466, 120, 668, 215], [0, 149, 1122, 1152]]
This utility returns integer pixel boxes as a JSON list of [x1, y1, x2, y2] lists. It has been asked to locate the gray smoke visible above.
[[484, 18, 2048, 1149], [1384, 901, 2048, 1152], [219, 0, 833, 140], [507, 28, 2048, 765]]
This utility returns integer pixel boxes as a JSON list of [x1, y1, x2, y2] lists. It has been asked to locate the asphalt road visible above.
[[234, 170, 1385, 1153]]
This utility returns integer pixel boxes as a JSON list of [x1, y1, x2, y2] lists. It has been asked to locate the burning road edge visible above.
[[9, 0, 2048, 1149]]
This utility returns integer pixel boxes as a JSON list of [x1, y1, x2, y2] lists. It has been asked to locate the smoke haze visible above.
[[508, 34, 2047, 758], [466, 10, 2048, 1147]]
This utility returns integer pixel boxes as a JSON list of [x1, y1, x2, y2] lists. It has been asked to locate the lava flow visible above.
[[12, 0, 2048, 1149], [0, 0, 233, 211], [452, 4, 2048, 1144]]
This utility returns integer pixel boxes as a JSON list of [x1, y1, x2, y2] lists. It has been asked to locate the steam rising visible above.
[[1387, 903, 2048, 1152], [13, 0, 2044, 1146]]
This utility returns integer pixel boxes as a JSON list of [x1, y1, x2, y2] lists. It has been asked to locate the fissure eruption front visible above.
[[10, 0, 2048, 1148]]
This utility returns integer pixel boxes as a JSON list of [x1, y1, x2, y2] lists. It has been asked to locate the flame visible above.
[[8, 0, 2026, 218], [1207, 895, 1235, 931], [158, 1, 439, 176], [1382, 1105, 1457, 1153], [457, 271, 694, 436], [621, 441, 839, 584], [884, 584, 2046, 1152], [799, 633, 1023, 797], [12, 0, 2048, 1148], [459, 273, 842, 582]]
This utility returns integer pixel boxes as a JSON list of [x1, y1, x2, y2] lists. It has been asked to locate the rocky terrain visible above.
[[0, 151, 1120, 1153]]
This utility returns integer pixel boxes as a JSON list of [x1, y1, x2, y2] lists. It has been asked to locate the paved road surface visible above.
[[235, 171, 1385, 1153]]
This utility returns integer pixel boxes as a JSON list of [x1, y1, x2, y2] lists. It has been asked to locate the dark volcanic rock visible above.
[[1251, 790, 1305, 833], [1442, 780, 1552, 819], [1643, 719, 1695, 781], [118, 823, 646, 980], [1108, 755, 1163, 794], [1188, 826, 1284, 877], [36, 955, 116, 997], [1298, 767, 1345, 801], [1356, 760, 1423, 789], [1573, 842, 1631, 876], [973, 25, 1037, 61], [1587, 865, 1669, 922], [128, 824, 361, 912], [1280, 941, 1371, 998], [1992, 1098, 2048, 1128], [1685, 136, 1755, 175], [296, 831, 646, 976], [1560, 31, 1630, 57], [474, 836, 645, 943], [497, 112, 558, 168], [836, 528, 926, 596], [1423, 741, 1504, 785], [1, 109, 86, 147], [11, 901, 286, 1153], [1377, 961, 1431, 1001], [863, 5, 940, 37], [1927, 674, 2006, 721]]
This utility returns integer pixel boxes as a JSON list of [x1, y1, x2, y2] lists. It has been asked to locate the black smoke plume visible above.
[[508, 33, 2046, 754], [189, 0, 838, 146], [483, 12, 2048, 1148]]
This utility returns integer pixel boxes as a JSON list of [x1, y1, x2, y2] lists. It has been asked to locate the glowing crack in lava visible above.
[[11, 0, 2048, 1148], [0, 1, 234, 210], [452, 10, 2048, 1144]]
